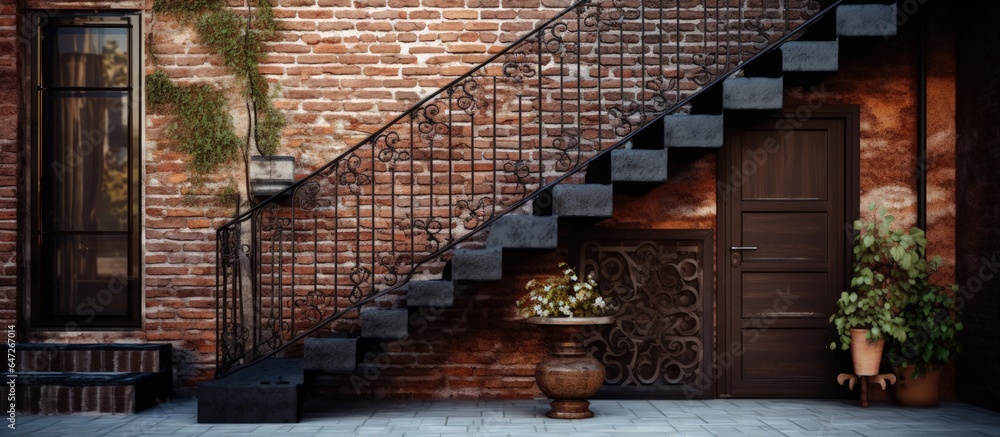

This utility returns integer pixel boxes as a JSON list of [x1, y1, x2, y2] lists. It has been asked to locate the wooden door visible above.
[[719, 109, 858, 397]]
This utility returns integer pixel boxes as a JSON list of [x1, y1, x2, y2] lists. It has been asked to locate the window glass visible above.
[[41, 91, 129, 232], [44, 27, 130, 88]]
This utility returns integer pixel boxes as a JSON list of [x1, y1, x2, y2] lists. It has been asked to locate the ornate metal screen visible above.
[[575, 229, 713, 398]]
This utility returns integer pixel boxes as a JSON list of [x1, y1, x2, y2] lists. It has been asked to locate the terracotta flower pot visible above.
[[895, 365, 942, 407], [850, 328, 885, 376], [525, 316, 613, 419]]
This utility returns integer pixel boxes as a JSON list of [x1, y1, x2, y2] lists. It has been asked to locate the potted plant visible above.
[[888, 281, 963, 407], [517, 262, 615, 419], [830, 204, 931, 376]]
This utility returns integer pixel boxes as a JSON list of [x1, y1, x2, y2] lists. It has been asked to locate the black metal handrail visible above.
[[216, 0, 841, 377]]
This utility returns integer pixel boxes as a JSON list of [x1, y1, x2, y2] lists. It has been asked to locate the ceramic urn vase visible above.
[[526, 316, 614, 419]]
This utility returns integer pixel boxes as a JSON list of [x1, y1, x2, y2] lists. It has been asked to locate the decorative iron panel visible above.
[[574, 229, 714, 398]]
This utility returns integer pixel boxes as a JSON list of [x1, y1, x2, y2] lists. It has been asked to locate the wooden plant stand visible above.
[[837, 373, 897, 407]]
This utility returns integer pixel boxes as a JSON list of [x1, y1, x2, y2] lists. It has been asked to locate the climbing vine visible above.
[[147, 0, 284, 176], [147, 71, 241, 172]]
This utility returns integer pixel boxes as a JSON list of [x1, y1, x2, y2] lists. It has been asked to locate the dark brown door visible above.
[[719, 109, 858, 397]]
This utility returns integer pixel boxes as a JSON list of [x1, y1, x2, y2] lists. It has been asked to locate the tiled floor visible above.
[[13, 398, 1000, 436]]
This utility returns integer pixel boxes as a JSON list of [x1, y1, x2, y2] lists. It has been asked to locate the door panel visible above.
[[741, 272, 829, 318], [740, 130, 830, 201], [742, 212, 829, 263], [720, 110, 857, 398], [741, 329, 830, 379]]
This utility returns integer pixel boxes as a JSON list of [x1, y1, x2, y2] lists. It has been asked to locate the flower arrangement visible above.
[[516, 262, 615, 318]]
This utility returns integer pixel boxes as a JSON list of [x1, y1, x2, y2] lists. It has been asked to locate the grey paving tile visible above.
[[7, 398, 1000, 436]]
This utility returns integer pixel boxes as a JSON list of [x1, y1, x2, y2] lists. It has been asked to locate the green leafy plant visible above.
[[516, 263, 615, 318], [147, 71, 241, 172], [889, 282, 963, 379], [829, 203, 934, 350]]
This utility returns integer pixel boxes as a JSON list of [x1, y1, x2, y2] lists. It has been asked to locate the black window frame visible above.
[[28, 12, 142, 329]]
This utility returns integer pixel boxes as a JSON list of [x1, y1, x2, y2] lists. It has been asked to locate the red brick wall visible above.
[[0, 1, 19, 329]]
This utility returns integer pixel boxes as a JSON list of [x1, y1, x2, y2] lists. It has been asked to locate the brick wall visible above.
[[8, 0, 961, 401], [955, 1, 1000, 413], [0, 1, 18, 329]]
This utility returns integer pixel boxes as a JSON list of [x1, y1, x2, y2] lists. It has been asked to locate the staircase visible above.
[[200, 0, 898, 423]]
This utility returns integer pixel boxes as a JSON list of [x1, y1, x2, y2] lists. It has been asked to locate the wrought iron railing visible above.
[[216, 0, 840, 376]]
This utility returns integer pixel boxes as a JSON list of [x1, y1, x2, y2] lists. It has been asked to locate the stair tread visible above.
[[723, 77, 784, 110], [663, 114, 724, 148], [360, 308, 409, 339], [551, 184, 613, 218], [611, 149, 669, 182], [837, 3, 897, 37], [406, 280, 455, 307], [782, 40, 839, 72], [451, 246, 503, 281]]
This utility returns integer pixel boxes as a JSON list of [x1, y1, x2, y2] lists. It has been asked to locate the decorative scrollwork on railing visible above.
[[502, 44, 537, 83], [378, 254, 400, 287], [543, 21, 569, 56], [691, 52, 722, 86], [744, 17, 775, 50], [348, 266, 373, 303], [375, 131, 410, 163], [457, 196, 494, 229], [607, 102, 640, 137], [415, 102, 449, 137], [451, 78, 480, 115], [503, 159, 532, 196], [338, 153, 373, 195], [413, 217, 444, 252], [552, 134, 580, 171], [646, 76, 678, 112], [220, 321, 250, 367], [295, 181, 333, 211]]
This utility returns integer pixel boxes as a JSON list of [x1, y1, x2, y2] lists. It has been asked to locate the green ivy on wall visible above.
[[147, 0, 285, 175]]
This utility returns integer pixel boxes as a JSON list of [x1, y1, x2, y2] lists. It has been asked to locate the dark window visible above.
[[30, 13, 141, 328]]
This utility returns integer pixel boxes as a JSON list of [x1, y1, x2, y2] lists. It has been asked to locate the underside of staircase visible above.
[[199, 1, 898, 423]]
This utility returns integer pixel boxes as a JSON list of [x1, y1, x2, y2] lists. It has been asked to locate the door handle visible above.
[[730, 246, 758, 250]]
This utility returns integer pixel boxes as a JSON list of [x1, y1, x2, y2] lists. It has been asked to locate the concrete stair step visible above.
[[15, 371, 171, 415], [485, 215, 558, 249], [303, 338, 357, 373], [360, 308, 409, 340], [14, 343, 174, 415], [663, 114, 724, 148], [451, 246, 503, 281], [552, 184, 613, 218], [197, 358, 304, 423], [723, 77, 784, 110], [611, 149, 669, 182], [405, 280, 455, 307], [782, 40, 839, 72], [837, 3, 897, 37], [16, 343, 172, 373]]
